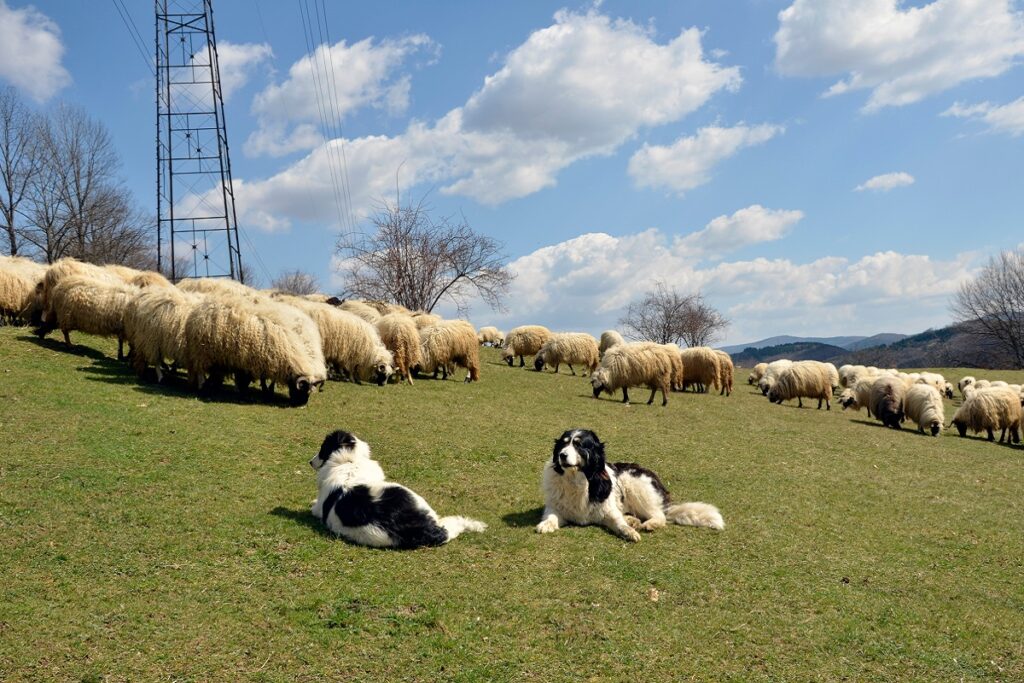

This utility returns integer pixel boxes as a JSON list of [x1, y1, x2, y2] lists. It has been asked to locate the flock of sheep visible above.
[[748, 359, 1023, 444], [2, 254, 1022, 441]]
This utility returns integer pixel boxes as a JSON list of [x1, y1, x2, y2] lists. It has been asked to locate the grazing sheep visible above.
[[950, 387, 1022, 443], [870, 376, 906, 429], [714, 350, 734, 396], [39, 258, 124, 317], [0, 256, 45, 323], [502, 325, 552, 367], [747, 362, 768, 386], [177, 277, 253, 297], [533, 333, 600, 375], [678, 346, 721, 394], [330, 299, 381, 324], [823, 362, 840, 394], [123, 286, 204, 382], [839, 377, 877, 416], [973, 379, 992, 392], [915, 372, 946, 395], [989, 380, 1009, 388], [129, 271, 173, 289], [276, 294, 394, 385], [942, 381, 955, 399], [183, 292, 327, 405], [767, 360, 833, 409], [376, 313, 422, 385], [477, 326, 504, 346], [757, 359, 793, 396], [419, 320, 480, 382], [40, 275, 139, 359], [590, 342, 675, 406], [661, 343, 685, 391], [411, 312, 442, 330], [598, 330, 625, 356], [958, 376, 976, 398], [904, 384, 945, 436]]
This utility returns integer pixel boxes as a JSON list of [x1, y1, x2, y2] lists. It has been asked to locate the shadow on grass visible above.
[[502, 507, 544, 528], [19, 333, 111, 361], [270, 506, 335, 539]]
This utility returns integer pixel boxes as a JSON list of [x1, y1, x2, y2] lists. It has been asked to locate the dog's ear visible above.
[[579, 433, 606, 478], [551, 434, 567, 474]]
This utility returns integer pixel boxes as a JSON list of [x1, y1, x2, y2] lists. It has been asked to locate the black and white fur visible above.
[[309, 430, 487, 549], [536, 429, 724, 542]]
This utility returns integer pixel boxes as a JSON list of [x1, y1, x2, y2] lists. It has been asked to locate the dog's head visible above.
[[551, 429, 606, 475], [309, 429, 370, 470]]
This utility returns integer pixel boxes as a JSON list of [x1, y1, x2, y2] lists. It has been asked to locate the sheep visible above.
[[712, 350, 734, 396], [411, 312, 442, 330], [533, 333, 600, 375], [38, 258, 124, 317], [182, 292, 327, 405], [598, 330, 625, 356], [767, 360, 833, 409], [870, 376, 906, 429], [942, 381, 955, 399], [419, 320, 480, 382], [128, 271, 173, 289], [915, 372, 946, 395], [988, 380, 1008, 388], [839, 377, 877, 416], [328, 299, 381, 324], [502, 325, 552, 367], [904, 384, 945, 436], [177, 277, 253, 297], [40, 275, 139, 359], [973, 379, 992, 392], [678, 346, 721, 394], [950, 387, 1023, 443], [823, 362, 840, 394], [375, 313, 422, 385], [477, 326, 504, 346], [757, 359, 793, 396], [0, 256, 45, 323], [590, 342, 675, 406], [123, 286, 204, 382], [747, 362, 768, 386], [958, 376, 976, 398], [276, 294, 394, 385]]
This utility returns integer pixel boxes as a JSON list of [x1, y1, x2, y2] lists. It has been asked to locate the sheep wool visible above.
[[376, 313, 423, 384], [747, 362, 768, 386], [598, 330, 625, 356], [411, 312, 443, 330], [333, 299, 381, 324], [534, 333, 600, 375], [0, 256, 45, 322], [839, 377, 877, 416], [904, 384, 945, 436], [502, 325, 552, 367], [714, 350, 734, 396], [419, 320, 480, 382], [679, 346, 721, 394], [123, 286, 204, 382], [40, 258, 123, 313], [590, 342, 675, 406], [177, 277, 253, 297], [870, 376, 906, 429], [767, 360, 834, 410], [951, 387, 1023, 443], [757, 359, 793, 396], [477, 326, 504, 346], [43, 275, 139, 358]]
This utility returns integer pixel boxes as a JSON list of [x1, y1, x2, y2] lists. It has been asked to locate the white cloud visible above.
[[0, 0, 70, 102], [675, 205, 804, 260], [217, 41, 273, 102], [854, 171, 915, 192], [943, 97, 1024, 137], [233, 9, 740, 223], [245, 34, 436, 156], [628, 123, 783, 195], [774, 0, 1024, 111], [439, 229, 977, 345]]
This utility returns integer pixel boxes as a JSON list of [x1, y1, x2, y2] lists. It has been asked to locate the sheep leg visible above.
[[621, 387, 630, 405], [661, 384, 668, 407], [1012, 426, 1021, 444], [987, 427, 995, 442], [554, 363, 560, 374], [825, 397, 830, 411], [817, 397, 822, 410], [519, 356, 525, 367], [998, 428, 1006, 444], [405, 371, 414, 386], [647, 387, 657, 405], [117, 337, 125, 361], [798, 397, 803, 408], [568, 364, 576, 376]]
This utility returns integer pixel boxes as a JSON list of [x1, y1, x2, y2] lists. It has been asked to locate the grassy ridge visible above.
[[1, 326, 1022, 682]]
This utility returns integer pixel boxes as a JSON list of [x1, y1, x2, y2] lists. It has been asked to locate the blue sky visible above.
[[2, 0, 1022, 345]]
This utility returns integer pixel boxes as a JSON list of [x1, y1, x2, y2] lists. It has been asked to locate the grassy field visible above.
[[1, 324, 1023, 682]]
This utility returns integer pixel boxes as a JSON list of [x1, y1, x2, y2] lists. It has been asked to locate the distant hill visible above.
[[732, 342, 850, 366], [721, 333, 906, 355]]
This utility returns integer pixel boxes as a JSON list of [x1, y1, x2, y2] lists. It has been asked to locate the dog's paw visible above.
[[621, 527, 642, 543], [536, 519, 559, 534], [640, 519, 666, 532], [624, 515, 643, 530]]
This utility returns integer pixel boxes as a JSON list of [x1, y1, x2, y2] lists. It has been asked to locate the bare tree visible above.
[[619, 280, 729, 347], [0, 87, 40, 256], [336, 194, 513, 313], [272, 269, 320, 295], [951, 249, 1024, 368]]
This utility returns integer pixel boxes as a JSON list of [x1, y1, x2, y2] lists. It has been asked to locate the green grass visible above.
[[1, 325, 1022, 682]]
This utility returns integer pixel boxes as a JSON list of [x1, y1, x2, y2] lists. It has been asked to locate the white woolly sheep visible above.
[[871, 376, 906, 429], [329, 299, 381, 324], [277, 294, 394, 385], [598, 330, 625, 356], [839, 377, 877, 416], [534, 333, 600, 375], [182, 292, 327, 405], [915, 372, 946, 395], [757, 359, 793, 396], [767, 360, 833, 409], [951, 387, 1022, 443], [747, 362, 768, 386], [679, 346, 721, 394], [123, 286, 204, 383], [942, 381, 955, 399], [39, 258, 124, 316], [958, 376, 976, 398], [904, 384, 945, 436], [661, 343, 685, 391], [41, 275, 139, 359], [177, 277, 253, 297], [823, 362, 840, 394], [502, 325, 552, 367], [0, 256, 45, 323], [376, 313, 422, 385], [419, 320, 480, 382], [590, 342, 675, 406], [477, 326, 504, 346], [714, 350, 734, 396], [410, 312, 442, 330]]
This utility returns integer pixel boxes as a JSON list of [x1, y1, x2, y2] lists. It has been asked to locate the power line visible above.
[[112, 0, 155, 76]]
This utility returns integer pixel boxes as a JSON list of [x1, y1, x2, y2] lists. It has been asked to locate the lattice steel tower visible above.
[[156, 0, 243, 282]]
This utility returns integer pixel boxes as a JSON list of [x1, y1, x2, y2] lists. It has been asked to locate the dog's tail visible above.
[[664, 502, 724, 530], [438, 515, 488, 541]]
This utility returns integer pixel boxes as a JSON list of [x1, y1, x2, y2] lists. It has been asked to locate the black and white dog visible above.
[[536, 429, 724, 542], [309, 430, 487, 549]]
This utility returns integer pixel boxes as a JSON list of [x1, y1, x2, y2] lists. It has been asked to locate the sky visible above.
[[1, 0, 1022, 345]]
